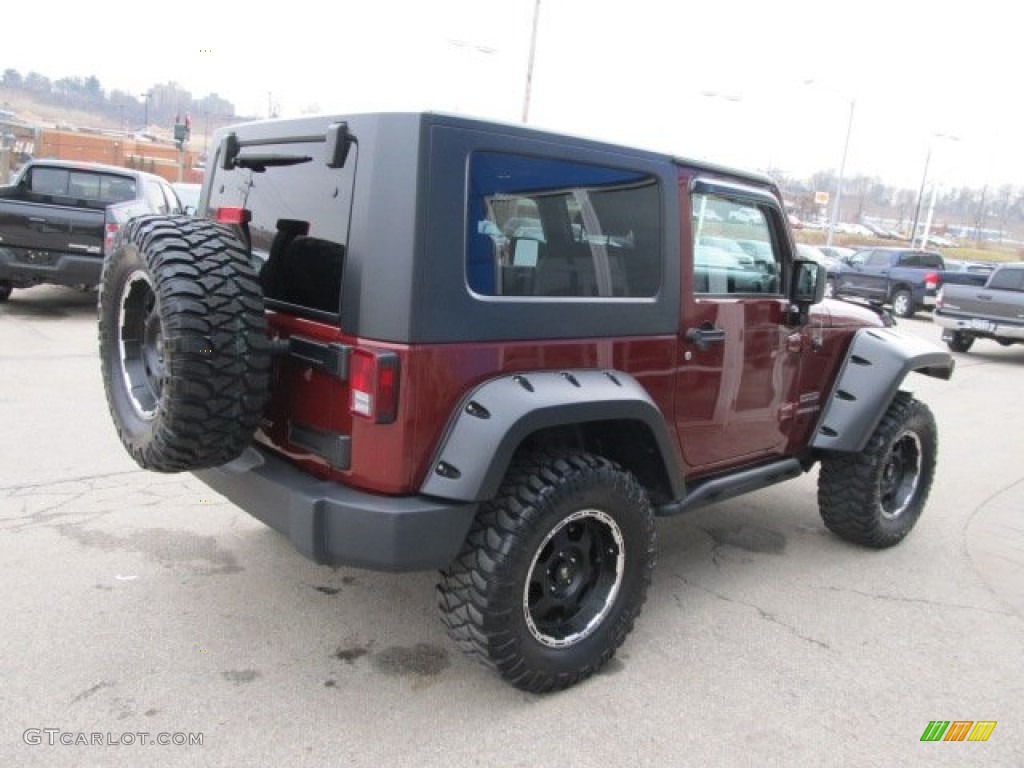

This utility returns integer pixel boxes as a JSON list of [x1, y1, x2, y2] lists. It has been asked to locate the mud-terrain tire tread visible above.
[[437, 450, 655, 693], [98, 214, 269, 472], [817, 392, 937, 548]]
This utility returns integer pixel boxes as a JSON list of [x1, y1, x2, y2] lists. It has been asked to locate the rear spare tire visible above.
[[98, 215, 269, 472]]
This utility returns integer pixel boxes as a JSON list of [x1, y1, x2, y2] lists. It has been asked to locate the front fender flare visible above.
[[420, 370, 683, 502], [811, 328, 953, 453]]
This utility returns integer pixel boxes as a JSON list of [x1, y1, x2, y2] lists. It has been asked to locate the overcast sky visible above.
[[4, 0, 1019, 190]]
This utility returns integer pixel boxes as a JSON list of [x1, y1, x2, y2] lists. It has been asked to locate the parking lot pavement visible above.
[[2, 287, 1022, 768]]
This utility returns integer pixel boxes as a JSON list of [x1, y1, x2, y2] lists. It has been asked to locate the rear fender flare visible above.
[[420, 370, 684, 502]]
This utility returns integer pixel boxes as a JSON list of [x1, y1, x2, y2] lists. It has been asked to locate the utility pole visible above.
[[521, 0, 541, 123]]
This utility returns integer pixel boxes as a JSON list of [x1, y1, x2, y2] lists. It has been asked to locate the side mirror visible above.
[[790, 259, 826, 306]]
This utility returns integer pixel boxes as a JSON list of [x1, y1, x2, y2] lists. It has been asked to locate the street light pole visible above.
[[521, 0, 541, 123], [909, 133, 958, 248], [909, 145, 932, 248], [826, 98, 855, 248], [803, 80, 855, 248]]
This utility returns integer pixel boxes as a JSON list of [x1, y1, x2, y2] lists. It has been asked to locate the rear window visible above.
[[206, 139, 357, 319], [466, 151, 662, 298], [28, 167, 136, 204], [988, 268, 1024, 292]]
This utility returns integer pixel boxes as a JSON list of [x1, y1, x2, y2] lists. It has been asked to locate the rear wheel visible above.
[[818, 393, 936, 548], [0, 280, 12, 302], [890, 289, 915, 318], [945, 331, 974, 353], [438, 450, 655, 693], [98, 215, 269, 472]]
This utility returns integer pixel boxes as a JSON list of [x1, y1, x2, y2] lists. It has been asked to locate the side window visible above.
[[101, 176, 137, 203], [28, 167, 70, 196], [68, 172, 101, 200], [159, 182, 181, 214], [142, 180, 168, 213], [988, 268, 1024, 292], [466, 152, 662, 298], [865, 251, 891, 268], [691, 193, 781, 295]]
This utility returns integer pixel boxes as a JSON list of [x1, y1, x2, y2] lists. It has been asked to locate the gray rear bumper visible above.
[[194, 446, 478, 572], [934, 312, 1024, 340]]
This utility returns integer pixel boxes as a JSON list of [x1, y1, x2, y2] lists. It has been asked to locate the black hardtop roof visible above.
[[218, 110, 779, 191]]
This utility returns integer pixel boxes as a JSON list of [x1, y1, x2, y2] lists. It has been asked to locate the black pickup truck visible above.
[[934, 261, 1024, 352], [0, 160, 184, 301]]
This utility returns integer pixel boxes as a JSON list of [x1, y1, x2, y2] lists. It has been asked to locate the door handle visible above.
[[685, 325, 726, 351]]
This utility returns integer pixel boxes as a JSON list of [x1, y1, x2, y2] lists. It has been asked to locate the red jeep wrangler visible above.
[[98, 113, 953, 692]]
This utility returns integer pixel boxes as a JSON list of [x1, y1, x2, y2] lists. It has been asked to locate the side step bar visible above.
[[656, 458, 805, 516]]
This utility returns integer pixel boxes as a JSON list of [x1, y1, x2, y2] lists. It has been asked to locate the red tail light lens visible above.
[[349, 348, 400, 424], [924, 271, 940, 290], [215, 206, 251, 225], [104, 223, 119, 255]]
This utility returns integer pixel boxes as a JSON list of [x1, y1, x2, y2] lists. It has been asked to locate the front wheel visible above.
[[817, 393, 937, 548], [438, 450, 655, 693], [946, 331, 974, 353], [890, 289, 915, 318]]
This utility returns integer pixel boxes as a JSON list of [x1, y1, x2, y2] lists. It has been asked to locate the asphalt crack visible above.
[[822, 587, 1013, 617], [675, 575, 830, 650]]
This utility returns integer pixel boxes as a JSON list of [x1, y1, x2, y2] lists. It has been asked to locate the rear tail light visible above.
[[215, 206, 251, 225], [349, 348, 400, 424], [924, 271, 940, 291], [104, 223, 119, 255]]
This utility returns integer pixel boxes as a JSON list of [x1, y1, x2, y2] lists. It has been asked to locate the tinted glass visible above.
[[206, 138, 357, 318], [691, 193, 781, 295], [467, 152, 662, 298], [988, 268, 1024, 292], [29, 167, 136, 203]]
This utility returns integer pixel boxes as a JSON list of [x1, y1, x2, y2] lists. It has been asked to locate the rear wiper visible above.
[[233, 154, 312, 172]]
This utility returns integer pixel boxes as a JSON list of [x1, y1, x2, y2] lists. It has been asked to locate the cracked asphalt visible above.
[[2, 286, 1022, 767]]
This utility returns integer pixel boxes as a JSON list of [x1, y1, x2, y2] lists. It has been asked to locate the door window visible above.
[[691, 193, 781, 295]]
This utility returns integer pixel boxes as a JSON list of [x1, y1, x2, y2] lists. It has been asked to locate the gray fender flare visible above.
[[811, 327, 953, 453], [420, 370, 684, 502]]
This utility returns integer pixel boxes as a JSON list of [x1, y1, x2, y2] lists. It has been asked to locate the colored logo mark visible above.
[[920, 721, 996, 742]]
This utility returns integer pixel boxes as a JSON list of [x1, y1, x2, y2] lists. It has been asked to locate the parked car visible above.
[[818, 245, 856, 263], [934, 262, 1024, 352], [171, 182, 201, 215], [861, 222, 898, 239], [833, 247, 944, 317], [96, 111, 952, 693], [944, 258, 995, 278], [0, 160, 183, 301], [836, 222, 874, 237], [796, 243, 843, 296]]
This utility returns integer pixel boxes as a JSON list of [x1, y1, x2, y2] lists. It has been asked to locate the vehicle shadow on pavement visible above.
[[0, 286, 97, 318]]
